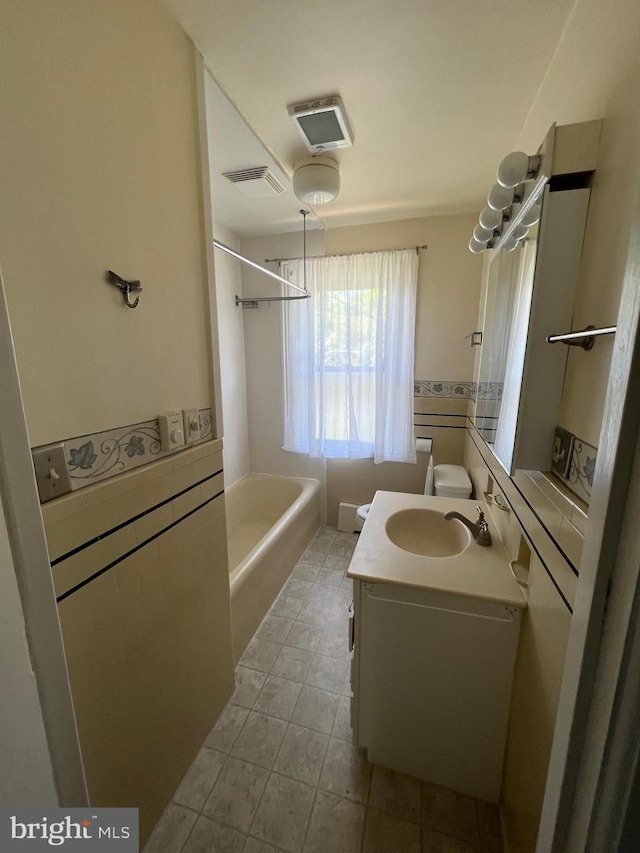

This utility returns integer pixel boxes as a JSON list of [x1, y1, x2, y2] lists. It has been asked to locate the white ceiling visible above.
[[164, 0, 576, 236]]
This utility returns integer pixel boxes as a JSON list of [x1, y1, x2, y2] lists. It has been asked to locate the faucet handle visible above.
[[476, 505, 485, 522]]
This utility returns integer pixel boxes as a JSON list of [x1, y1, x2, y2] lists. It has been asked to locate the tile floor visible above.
[[144, 527, 505, 853]]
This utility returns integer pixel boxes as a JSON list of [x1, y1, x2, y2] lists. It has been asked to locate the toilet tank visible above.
[[433, 464, 472, 498]]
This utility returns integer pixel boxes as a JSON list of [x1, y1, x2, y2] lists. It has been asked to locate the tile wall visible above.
[[42, 439, 234, 845], [464, 425, 580, 852]]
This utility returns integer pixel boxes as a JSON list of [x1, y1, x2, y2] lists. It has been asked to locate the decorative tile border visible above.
[[475, 382, 503, 401], [556, 436, 597, 505], [413, 380, 502, 400], [38, 409, 214, 492], [414, 380, 475, 399]]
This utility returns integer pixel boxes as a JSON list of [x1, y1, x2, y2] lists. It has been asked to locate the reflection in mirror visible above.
[[474, 184, 591, 477]]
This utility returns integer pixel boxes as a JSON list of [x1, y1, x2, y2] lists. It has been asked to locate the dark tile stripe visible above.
[[467, 427, 574, 614], [50, 468, 223, 567], [55, 489, 224, 604]]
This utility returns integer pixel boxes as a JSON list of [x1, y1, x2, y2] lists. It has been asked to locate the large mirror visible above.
[[474, 184, 591, 476]]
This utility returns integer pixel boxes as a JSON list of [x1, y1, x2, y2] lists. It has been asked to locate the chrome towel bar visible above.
[[546, 325, 617, 350]]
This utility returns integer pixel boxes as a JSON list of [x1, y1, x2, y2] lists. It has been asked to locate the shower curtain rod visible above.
[[264, 244, 428, 264], [213, 240, 309, 295], [213, 209, 312, 306]]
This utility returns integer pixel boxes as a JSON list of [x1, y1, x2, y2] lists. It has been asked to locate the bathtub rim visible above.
[[227, 472, 321, 594]]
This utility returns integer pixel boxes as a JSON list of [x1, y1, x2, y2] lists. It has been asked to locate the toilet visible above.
[[356, 462, 472, 527], [432, 464, 473, 499]]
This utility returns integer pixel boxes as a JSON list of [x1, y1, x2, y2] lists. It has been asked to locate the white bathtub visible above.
[[225, 473, 321, 662]]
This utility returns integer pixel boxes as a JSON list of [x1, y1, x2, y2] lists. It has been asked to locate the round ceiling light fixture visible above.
[[292, 155, 340, 205]]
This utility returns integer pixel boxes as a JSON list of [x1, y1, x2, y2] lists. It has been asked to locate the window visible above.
[[282, 249, 418, 463]]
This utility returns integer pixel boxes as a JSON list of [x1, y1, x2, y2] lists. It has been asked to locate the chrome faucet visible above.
[[443, 505, 492, 546]]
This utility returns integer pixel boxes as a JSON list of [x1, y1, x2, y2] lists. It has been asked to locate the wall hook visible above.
[[107, 270, 143, 309]]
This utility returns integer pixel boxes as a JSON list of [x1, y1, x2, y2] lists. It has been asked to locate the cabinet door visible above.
[[355, 581, 521, 801]]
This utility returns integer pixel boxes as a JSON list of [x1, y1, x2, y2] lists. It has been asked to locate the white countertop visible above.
[[347, 491, 527, 609]]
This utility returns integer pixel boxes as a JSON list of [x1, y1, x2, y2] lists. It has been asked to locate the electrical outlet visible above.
[[182, 408, 200, 444]]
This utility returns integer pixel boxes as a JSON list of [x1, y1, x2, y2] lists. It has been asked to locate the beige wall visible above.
[[0, 0, 213, 447], [211, 222, 250, 486], [516, 0, 640, 448], [325, 215, 483, 380]]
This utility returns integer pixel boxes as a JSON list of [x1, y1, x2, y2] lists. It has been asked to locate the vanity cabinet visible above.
[[350, 578, 521, 802]]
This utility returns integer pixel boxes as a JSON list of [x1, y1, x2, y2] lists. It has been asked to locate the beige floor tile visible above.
[[252, 675, 302, 721], [369, 765, 422, 824], [317, 628, 350, 661], [292, 563, 320, 582], [331, 696, 353, 743], [305, 654, 349, 694], [291, 686, 340, 734], [202, 756, 269, 833], [313, 527, 338, 543], [173, 747, 226, 811], [232, 667, 267, 709], [232, 711, 288, 769], [319, 738, 371, 804], [257, 615, 295, 644], [362, 808, 420, 853], [422, 783, 479, 844], [303, 790, 365, 853], [240, 637, 282, 673], [143, 803, 197, 853], [206, 704, 249, 752], [296, 600, 329, 628], [271, 646, 315, 683], [322, 554, 350, 572], [182, 815, 246, 853], [282, 578, 314, 601], [250, 772, 315, 852], [316, 568, 344, 589], [273, 724, 329, 786], [284, 622, 323, 653], [271, 594, 304, 620]]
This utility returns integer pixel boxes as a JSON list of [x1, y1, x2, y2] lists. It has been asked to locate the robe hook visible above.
[[107, 270, 143, 309]]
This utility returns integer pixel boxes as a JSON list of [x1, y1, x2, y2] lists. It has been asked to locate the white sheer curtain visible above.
[[282, 249, 418, 463], [493, 240, 538, 472]]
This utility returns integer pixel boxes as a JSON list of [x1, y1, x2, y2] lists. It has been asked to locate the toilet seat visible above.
[[356, 503, 371, 521]]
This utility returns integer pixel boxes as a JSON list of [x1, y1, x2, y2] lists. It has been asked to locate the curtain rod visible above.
[[264, 244, 428, 264], [213, 239, 308, 295]]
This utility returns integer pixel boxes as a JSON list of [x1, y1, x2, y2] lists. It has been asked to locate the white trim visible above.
[[194, 48, 224, 441], [0, 269, 87, 805]]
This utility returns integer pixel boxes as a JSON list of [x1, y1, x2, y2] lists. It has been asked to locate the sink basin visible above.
[[385, 508, 471, 557]]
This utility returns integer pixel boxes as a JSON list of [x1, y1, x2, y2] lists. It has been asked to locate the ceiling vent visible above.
[[222, 167, 287, 198]]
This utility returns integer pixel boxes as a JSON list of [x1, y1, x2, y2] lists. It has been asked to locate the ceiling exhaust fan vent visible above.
[[222, 167, 287, 198]]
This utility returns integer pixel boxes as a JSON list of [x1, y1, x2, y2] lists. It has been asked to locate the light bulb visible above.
[[487, 183, 514, 211], [521, 203, 541, 227], [468, 237, 486, 254], [512, 225, 528, 240], [497, 151, 541, 188], [503, 237, 519, 252], [473, 223, 494, 243], [479, 207, 502, 231]]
